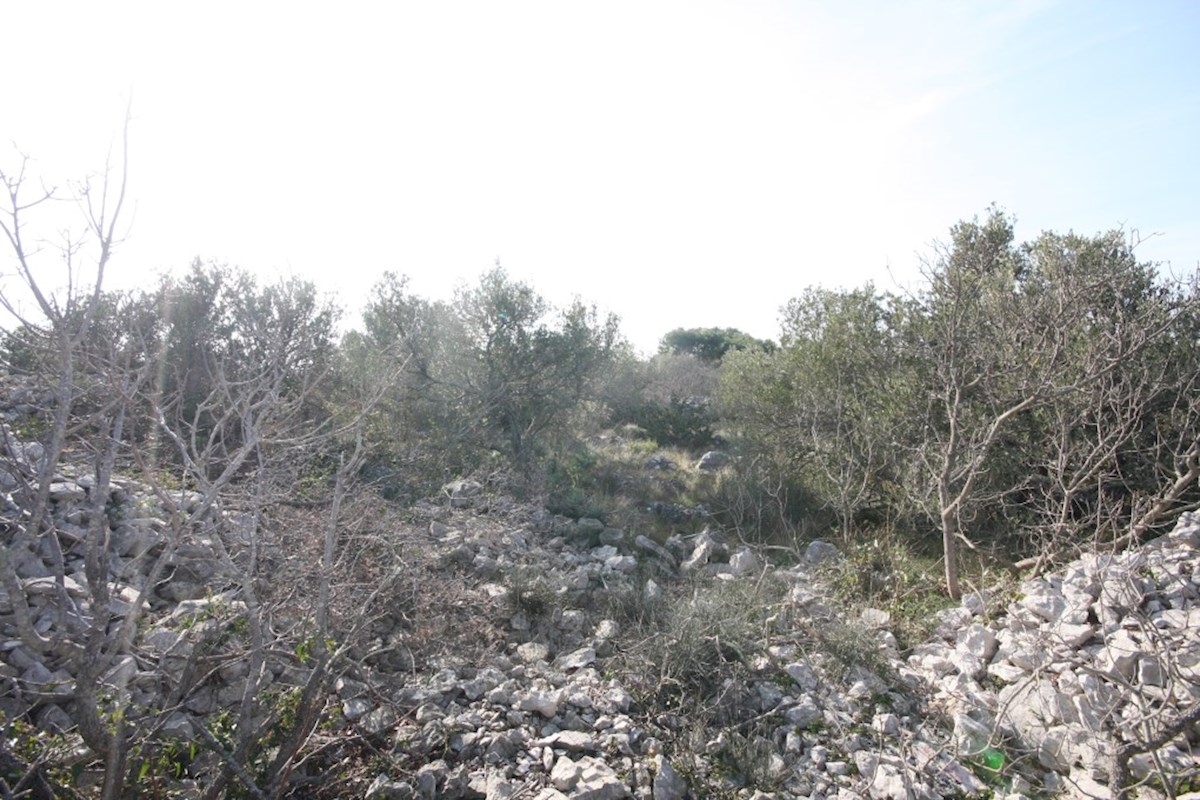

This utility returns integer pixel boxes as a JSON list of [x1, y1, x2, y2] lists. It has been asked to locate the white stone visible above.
[[605, 555, 637, 573], [35, 704, 75, 733], [853, 751, 908, 800], [956, 623, 999, 662], [953, 714, 992, 756], [1008, 647, 1050, 672], [783, 695, 821, 728], [48, 481, 86, 502], [729, 548, 762, 577], [961, 590, 991, 616], [785, 662, 819, 691], [916, 652, 960, 677], [871, 713, 901, 738], [1037, 727, 1072, 772], [591, 545, 619, 562], [572, 757, 629, 799], [1094, 629, 1140, 679], [997, 678, 1073, 735], [805, 540, 840, 565], [634, 535, 676, 567], [541, 730, 596, 752], [860, 608, 892, 629], [652, 757, 687, 800], [518, 692, 559, 718], [603, 687, 632, 713], [517, 642, 550, 663], [160, 712, 194, 740], [681, 537, 714, 573], [343, 698, 373, 721], [1022, 591, 1067, 623], [594, 619, 620, 640], [1066, 768, 1112, 800], [358, 705, 398, 736], [950, 652, 987, 679], [555, 647, 596, 671], [1053, 623, 1095, 648], [463, 673, 500, 700], [550, 757, 583, 791], [1137, 655, 1165, 686], [21, 575, 87, 598], [789, 585, 820, 606]]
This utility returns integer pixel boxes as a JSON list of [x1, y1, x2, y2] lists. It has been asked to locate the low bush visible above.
[[611, 573, 788, 724], [819, 530, 962, 651]]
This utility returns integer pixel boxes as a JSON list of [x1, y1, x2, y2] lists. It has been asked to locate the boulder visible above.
[[805, 540, 840, 565], [695, 451, 730, 471], [442, 479, 483, 508], [729, 547, 762, 577], [652, 757, 688, 800]]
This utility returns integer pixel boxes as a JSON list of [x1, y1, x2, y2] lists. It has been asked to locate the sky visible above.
[[3, 0, 1199, 354]]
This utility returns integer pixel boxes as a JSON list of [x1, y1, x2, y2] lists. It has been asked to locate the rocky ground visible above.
[[2, 425, 1199, 799]]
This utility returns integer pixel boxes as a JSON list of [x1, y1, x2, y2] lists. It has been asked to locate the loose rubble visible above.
[[3, 411, 1198, 798], [909, 513, 1200, 798]]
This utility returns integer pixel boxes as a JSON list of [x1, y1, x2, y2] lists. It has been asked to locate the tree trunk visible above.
[[941, 510, 961, 600]]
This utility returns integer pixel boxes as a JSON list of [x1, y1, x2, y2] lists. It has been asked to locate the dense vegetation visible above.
[[4, 169, 1198, 599], [720, 210, 1200, 595]]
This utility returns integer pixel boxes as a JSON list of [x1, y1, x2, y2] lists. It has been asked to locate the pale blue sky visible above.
[[3, 1, 1198, 352]]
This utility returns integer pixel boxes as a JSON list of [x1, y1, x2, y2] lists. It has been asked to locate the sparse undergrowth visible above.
[[543, 432, 717, 536], [817, 530, 1018, 652], [610, 573, 783, 723]]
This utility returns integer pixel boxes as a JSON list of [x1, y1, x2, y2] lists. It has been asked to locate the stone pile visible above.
[[909, 513, 1200, 797], [0, 424, 248, 730]]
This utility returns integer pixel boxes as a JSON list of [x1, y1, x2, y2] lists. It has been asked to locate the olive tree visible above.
[[718, 286, 918, 539], [1015, 232, 1200, 562], [353, 266, 620, 477], [717, 209, 1198, 598], [452, 266, 620, 464], [914, 210, 1193, 597]]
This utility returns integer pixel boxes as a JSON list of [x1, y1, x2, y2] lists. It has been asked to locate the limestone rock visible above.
[[518, 691, 559, 718], [443, 479, 483, 508], [554, 646, 596, 671], [652, 756, 687, 800], [517, 642, 551, 663], [783, 694, 821, 728], [633, 535, 676, 568], [695, 451, 730, 471], [366, 774, 416, 800], [541, 730, 597, 753], [805, 540, 840, 565], [729, 547, 761, 577]]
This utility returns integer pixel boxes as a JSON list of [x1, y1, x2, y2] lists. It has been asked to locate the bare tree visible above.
[[1, 123, 403, 799], [0, 112, 150, 799]]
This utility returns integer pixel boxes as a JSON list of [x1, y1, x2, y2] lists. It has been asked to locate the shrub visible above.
[[612, 573, 787, 724], [820, 531, 956, 652]]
